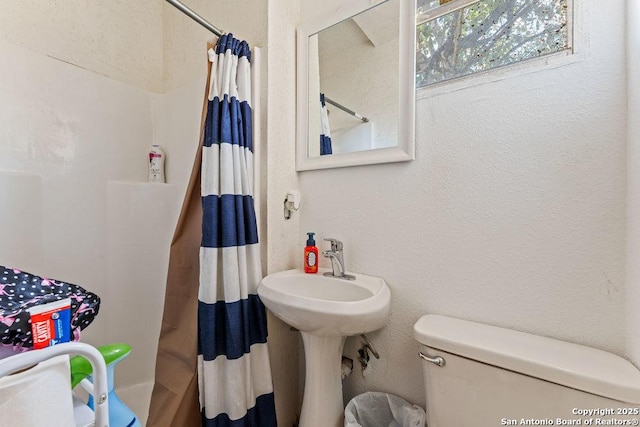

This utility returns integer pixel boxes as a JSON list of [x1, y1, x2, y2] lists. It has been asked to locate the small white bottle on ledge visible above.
[[148, 145, 165, 183]]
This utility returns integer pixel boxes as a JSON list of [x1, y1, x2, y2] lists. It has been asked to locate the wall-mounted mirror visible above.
[[296, 0, 416, 171]]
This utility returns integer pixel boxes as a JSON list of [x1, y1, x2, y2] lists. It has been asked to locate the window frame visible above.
[[416, 0, 578, 98]]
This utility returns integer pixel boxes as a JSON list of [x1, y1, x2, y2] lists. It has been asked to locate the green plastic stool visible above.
[[70, 343, 141, 427]]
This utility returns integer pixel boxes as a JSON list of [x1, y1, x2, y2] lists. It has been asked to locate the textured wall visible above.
[[265, 1, 304, 425], [291, 0, 628, 408], [0, 0, 163, 92], [627, 0, 640, 368], [161, 0, 268, 91]]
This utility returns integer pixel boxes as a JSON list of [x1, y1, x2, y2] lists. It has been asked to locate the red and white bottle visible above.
[[148, 145, 165, 183], [304, 232, 318, 274]]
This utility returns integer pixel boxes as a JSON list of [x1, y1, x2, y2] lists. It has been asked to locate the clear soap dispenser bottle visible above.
[[304, 232, 318, 274]]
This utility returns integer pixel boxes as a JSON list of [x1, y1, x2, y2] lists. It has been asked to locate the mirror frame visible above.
[[296, 0, 417, 171]]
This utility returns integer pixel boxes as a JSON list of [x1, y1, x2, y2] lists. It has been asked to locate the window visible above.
[[416, 0, 572, 88]]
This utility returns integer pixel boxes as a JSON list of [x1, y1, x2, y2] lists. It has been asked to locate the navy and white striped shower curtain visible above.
[[198, 34, 277, 426], [320, 93, 332, 156]]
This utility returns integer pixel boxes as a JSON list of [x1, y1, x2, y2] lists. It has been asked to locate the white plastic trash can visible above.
[[344, 391, 426, 427]]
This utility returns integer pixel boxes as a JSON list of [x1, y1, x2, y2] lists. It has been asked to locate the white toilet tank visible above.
[[413, 315, 640, 427]]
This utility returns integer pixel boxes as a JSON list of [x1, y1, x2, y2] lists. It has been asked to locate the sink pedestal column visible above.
[[299, 332, 347, 427]]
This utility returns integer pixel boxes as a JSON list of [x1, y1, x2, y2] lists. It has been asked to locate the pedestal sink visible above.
[[258, 268, 391, 427]]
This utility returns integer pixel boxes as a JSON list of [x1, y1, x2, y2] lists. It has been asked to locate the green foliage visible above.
[[416, 0, 569, 87]]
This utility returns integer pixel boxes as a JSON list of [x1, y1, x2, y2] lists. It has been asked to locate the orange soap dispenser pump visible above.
[[304, 232, 319, 274]]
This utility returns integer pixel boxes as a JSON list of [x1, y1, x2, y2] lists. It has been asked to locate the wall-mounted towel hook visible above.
[[284, 189, 301, 220]]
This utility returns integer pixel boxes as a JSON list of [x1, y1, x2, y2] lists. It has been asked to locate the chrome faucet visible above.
[[322, 238, 355, 280]]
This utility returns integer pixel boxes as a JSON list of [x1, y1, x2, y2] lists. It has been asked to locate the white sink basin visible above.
[[259, 268, 391, 427], [258, 268, 391, 337]]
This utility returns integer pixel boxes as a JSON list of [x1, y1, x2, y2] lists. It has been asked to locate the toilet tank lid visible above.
[[414, 315, 640, 405]]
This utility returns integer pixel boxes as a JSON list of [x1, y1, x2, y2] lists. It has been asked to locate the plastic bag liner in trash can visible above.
[[344, 391, 426, 427]]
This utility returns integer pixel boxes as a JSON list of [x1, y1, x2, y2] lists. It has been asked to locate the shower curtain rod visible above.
[[324, 96, 369, 123], [165, 0, 224, 37]]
